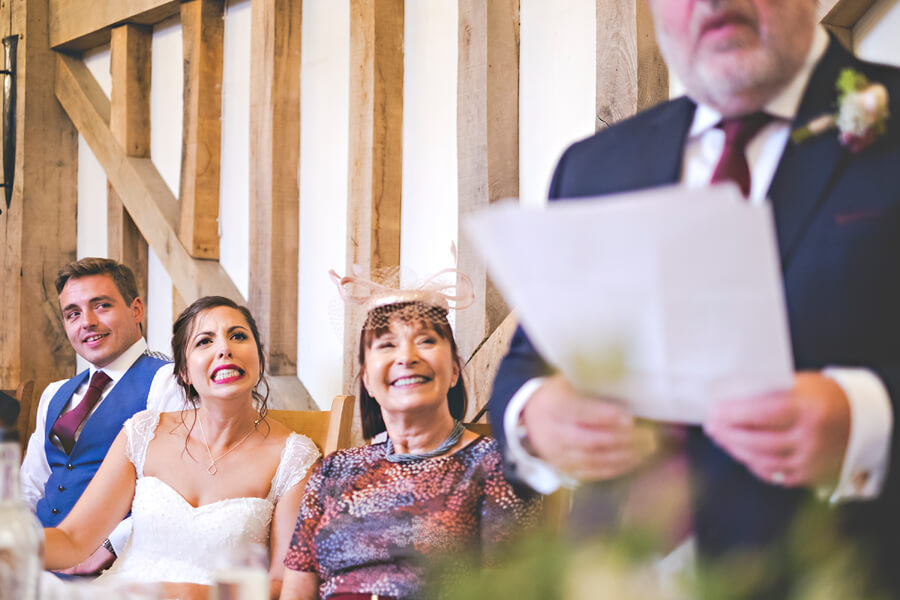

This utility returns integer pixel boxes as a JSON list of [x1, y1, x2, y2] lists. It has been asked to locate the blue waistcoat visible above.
[[36, 353, 169, 526]]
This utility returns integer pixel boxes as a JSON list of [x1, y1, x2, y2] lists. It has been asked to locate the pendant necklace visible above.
[[197, 411, 259, 475]]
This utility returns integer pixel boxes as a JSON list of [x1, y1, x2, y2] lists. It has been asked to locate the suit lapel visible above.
[[768, 38, 857, 271], [646, 97, 696, 188]]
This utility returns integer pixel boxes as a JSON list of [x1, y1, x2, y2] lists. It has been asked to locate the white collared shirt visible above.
[[505, 26, 892, 502]]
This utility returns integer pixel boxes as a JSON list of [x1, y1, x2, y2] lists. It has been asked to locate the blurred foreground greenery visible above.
[[428, 497, 890, 600]]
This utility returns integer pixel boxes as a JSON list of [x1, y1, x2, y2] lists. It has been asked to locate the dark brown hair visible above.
[[357, 301, 467, 439], [55, 257, 140, 305], [171, 296, 270, 421]]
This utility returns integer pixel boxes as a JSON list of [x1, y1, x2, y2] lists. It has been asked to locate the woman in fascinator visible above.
[[280, 256, 541, 600]]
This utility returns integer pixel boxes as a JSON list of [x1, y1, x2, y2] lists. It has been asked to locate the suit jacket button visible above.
[[51, 508, 59, 515], [66, 463, 74, 470], [57, 484, 65, 492]]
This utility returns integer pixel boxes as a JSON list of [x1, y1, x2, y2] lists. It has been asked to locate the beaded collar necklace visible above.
[[384, 420, 466, 463]]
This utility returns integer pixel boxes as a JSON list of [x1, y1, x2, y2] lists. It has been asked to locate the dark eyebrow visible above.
[[61, 295, 116, 314], [192, 324, 249, 341]]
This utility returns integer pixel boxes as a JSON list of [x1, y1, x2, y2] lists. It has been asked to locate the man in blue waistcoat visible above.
[[20, 257, 184, 574]]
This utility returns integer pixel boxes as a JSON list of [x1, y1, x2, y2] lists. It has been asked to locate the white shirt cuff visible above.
[[503, 377, 577, 495], [107, 517, 132, 555], [822, 367, 892, 503]]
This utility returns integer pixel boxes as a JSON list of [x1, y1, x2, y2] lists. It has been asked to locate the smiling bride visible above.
[[43, 296, 320, 600]]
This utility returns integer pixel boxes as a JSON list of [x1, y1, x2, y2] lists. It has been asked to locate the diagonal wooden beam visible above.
[[818, 0, 877, 50], [109, 24, 151, 325], [55, 53, 243, 304], [49, 0, 179, 51], [249, 0, 302, 376], [179, 0, 224, 260], [818, 0, 878, 27], [596, 0, 668, 127], [456, 0, 518, 361], [343, 0, 404, 388]]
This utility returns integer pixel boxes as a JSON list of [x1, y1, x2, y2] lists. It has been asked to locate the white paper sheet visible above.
[[465, 184, 794, 423]]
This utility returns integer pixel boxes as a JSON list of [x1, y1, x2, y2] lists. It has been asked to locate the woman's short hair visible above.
[[357, 301, 467, 439], [171, 296, 270, 419]]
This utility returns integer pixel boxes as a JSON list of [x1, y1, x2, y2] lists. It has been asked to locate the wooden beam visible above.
[[595, 0, 668, 127], [0, 0, 78, 394], [824, 24, 853, 50], [818, 0, 878, 29], [464, 312, 517, 420], [344, 0, 404, 388], [456, 0, 518, 360], [249, 0, 301, 376], [109, 25, 151, 327], [179, 0, 224, 260], [55, 54, 244, 304], [49, 0, 180, 51]]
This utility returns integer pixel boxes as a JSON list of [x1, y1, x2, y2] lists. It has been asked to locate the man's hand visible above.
[[704, 372, 851, 488], [522, 374, 657, 481], [54, 544, 115, 575]]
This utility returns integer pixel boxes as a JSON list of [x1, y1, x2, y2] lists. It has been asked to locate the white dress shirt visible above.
[[505, 26, 893, 503], [21, 337, 185, 551]]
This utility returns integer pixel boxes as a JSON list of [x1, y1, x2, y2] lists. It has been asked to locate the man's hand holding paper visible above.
[[706, 372, 851, 488], [522, 374, 657, 481]]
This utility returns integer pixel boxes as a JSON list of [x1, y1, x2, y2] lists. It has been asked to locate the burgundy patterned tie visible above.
[[710, 112, 773, 198], [51, 370, 112, 454]]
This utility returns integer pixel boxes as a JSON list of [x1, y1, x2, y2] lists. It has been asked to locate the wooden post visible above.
[[344, 0, 404, 389], [109, 24, 151, 324], [179, 0, 223, 260], [456, 0, 519, 362], [0, 0, 78, 394], [248, 0, 313, 408], [595, 0, 667, 127], [249, 0, 301, 376]]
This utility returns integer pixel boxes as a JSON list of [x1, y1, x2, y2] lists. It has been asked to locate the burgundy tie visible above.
[[710, 112, 772, 198], [51, 370, 112, 454]]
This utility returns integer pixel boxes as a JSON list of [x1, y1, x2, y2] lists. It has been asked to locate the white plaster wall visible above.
[[519, 0, 596, 208], [297, 0, 350, 407], [401, 0, 459, 282], [855, 0, 900, 68], [145, 16, 183, 356], [220, 0, 252, 302], [75, 47, 112, 373]]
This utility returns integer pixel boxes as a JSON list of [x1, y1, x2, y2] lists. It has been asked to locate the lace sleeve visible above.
[[122, 410, 161, 478], [268, 433, 320, 502]]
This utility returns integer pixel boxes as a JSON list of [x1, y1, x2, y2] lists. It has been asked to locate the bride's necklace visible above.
[[385, 420, 466, 463], [197, 412, 259, 476]]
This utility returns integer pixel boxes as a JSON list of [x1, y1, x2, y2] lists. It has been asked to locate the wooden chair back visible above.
[[1, 380, 35, 456], [268, 395, 355, 456]]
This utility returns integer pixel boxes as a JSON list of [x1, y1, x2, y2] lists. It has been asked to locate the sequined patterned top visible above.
[[284, 436, 541, 600]]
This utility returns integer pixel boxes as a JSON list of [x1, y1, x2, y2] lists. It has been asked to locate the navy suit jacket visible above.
[[489, 38, 900, 594]]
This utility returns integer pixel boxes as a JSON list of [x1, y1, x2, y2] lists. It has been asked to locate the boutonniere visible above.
[[792, 68, 890, 152]]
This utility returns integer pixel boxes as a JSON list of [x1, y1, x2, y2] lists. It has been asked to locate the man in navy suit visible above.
[[490, 0, 900, 595]]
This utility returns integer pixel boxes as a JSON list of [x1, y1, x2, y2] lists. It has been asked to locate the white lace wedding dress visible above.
[[95, 409, 320, 587]]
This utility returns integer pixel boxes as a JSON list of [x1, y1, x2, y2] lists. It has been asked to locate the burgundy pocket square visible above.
[[834, 210, 884, 225]]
